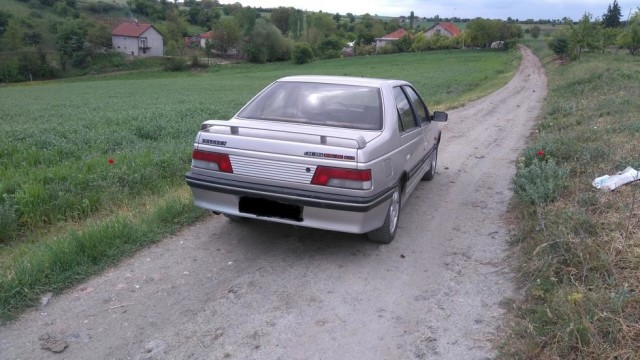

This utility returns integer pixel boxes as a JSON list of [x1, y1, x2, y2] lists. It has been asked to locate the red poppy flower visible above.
[[108, 158, 114, 164], [537, 150, 544, 157]]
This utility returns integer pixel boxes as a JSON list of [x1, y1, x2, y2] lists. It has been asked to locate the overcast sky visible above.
[[220, 0, 638, 21]]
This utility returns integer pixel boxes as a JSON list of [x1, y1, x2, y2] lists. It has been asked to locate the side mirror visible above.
[[431, 111, 448, 122]]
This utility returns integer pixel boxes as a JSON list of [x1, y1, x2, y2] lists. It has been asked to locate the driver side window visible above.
[[393, 86, 418, 132], [403, 86, 430, 125]]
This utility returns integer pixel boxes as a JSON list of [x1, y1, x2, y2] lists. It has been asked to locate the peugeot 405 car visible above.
[[185, 75, 448, 243]]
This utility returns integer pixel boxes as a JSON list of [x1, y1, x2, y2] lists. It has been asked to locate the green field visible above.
[[0, 50, 517, 242], [0, 50, 518, 319]]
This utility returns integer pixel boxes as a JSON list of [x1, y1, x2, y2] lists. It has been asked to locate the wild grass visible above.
[[0, 49, 519, 320], [0, 189, 205, 320], [500, 42, 640, 359]]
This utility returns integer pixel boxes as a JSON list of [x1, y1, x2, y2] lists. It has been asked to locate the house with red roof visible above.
[[375, 28, 409, 52], [111, 21, 164, 57], [185, 31, 213, 48], [424, 22, 462, 38]]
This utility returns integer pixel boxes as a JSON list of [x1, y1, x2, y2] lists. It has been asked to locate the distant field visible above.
[[0, 50, 517, 245]]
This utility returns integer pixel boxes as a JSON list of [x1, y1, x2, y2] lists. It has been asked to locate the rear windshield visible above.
[[236, 81, 383, 130]]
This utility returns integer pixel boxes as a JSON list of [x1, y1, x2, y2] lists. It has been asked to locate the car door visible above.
[[402, 85, 438, 168], [392, 86, 425, 196]]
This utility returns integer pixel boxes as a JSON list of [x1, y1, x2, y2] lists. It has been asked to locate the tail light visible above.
[[311, 166, 372, 190], [192, 150, 233, 173]]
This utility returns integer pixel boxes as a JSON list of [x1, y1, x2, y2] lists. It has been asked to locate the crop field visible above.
[[0, 50, 518, 318]]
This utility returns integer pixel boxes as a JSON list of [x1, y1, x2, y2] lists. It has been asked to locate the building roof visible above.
[[427, 22, 462, 36], [199, 31, 213, 39], [111, 22, 154, 37], [379, 28, 408, 40]]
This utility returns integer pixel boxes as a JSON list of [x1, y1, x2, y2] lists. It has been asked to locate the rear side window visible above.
[[237, 82, 383, 130], [393, 86, 418, 132]]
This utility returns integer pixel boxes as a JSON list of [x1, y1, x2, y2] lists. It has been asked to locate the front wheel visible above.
[[367, 185, 401, 244], [422, 146, 438, 181]]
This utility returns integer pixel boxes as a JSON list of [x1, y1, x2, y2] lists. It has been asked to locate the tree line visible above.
[[1, 0, 638, 83], [547, 1, 640, 60]]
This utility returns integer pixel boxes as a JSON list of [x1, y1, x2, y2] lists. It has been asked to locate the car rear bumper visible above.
[[185, 172, 393, 234]]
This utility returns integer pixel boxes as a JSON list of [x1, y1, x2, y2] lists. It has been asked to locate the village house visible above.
[[185, 31, 213, 48], [374, 28, 409, 52], [111, 21, 164, 57], [424, 22, 462, 38]]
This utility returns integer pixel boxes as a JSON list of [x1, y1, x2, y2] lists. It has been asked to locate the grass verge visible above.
[[0, 189, 206, 322], [499, 41, 640, 358]]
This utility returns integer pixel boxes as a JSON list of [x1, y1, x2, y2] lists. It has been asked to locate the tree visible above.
[[292, 42, 313, 64], [465, 18, 495, 48], [213, 18, 241, 58], [164, 8, 189, 51], [2, 18, 24, 51], [465, 18, 522, 48], [56, 19, 87, 70], [0, 9, 12, 37], [127, 0, 167, 21], [271, 7, 293, 35], [18, 49, 57, 81], [531, 25, 541, 39], [602, 0, 622, 28], [618, 9, 640, 55], [304, 12, 336, 51], [332, 13, 341, 24], [569, 13, 601, 57], [346, 13, 355, 24], [409, 11, 415, 30], [87, 23, 112, 49], [396, 34, 413, 52], [247, 18, 291, 63], [549, 29, 570, 60], [234, 6, 259, 36]]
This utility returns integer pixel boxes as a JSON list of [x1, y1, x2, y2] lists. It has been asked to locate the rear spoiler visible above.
[[200, 120, 367, 149]]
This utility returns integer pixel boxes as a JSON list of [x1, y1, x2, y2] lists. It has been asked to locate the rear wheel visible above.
[[422, 146, 438, 181], [367, 185, 401, 244]]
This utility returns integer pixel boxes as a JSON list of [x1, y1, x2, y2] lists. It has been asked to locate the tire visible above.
[[422, 146, 438, 181], [367, 184, 401, 244]]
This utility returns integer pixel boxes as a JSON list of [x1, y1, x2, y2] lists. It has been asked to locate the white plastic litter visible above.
[[592, 167, 639, 191]]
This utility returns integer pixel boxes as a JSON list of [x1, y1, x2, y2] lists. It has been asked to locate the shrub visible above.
[[377, 43, 399, 55], [548, 30, 570, 60], [513, 159, 568, 205], [190, 55, 207, 68], [163, 57, 187, 71], [292, 42, 314, 64], [531, 25, 541, 39]]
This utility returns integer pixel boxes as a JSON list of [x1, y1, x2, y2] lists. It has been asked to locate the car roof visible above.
[[276, 75, 408, 88]]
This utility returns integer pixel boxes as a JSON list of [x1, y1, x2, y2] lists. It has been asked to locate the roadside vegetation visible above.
[[0, 49, 520, 321], [500, 26, 640, 360], [0, 0, 523, 83]]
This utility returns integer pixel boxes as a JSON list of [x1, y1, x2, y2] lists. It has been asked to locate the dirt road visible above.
[[0, 46, 546, 360]]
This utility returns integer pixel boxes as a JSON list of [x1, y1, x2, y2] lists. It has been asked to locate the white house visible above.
[[111, 22, 164, 57]]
